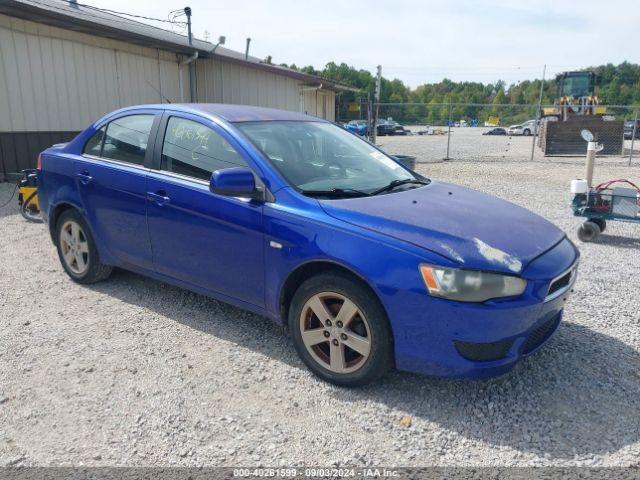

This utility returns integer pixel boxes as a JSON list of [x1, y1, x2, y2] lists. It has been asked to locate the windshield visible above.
[[236, 121, 419, 196], [560, 74, 592, 98]]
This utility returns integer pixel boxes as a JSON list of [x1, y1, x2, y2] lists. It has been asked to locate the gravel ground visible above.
[[379, 127, 640, 164], [0, 151, 639, 468]]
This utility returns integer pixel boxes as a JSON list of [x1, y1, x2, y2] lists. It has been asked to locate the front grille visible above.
[[454, 338, 513, 362], [522, 315, 560, 355]]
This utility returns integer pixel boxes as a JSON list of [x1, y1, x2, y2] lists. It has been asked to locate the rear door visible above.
[[75, 112, 160, 269], [146, 112, 265, 307]]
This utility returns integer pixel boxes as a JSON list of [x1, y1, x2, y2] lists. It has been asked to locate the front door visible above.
[[146, 113, 265, 307]]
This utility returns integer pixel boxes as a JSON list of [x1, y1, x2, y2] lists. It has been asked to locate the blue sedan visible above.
[[344, 119, 369, 136], [37, 104, 578, 386]]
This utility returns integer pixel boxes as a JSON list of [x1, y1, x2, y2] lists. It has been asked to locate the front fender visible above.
[[262, 189, 455, 336]]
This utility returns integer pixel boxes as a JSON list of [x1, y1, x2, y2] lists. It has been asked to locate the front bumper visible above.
[[389, 239, 579, 379]]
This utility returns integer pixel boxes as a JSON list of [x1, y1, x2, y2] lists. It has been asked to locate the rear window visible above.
[[83, 126, 105, 156], [102, 115, 154, 166]]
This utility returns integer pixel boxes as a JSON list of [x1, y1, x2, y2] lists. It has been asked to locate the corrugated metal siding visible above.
[[196, 58, 336, 121], [0, 13, 189, 177], [0, 13, 337, 129], [0, 13, 186, 132], [301, 89, 335, 121], [196, 58, 301, 113], [0, 130, 77, 179], [325, 91, 335, 121], [302, 90, 317, 117], [0, 12, 338, 177]]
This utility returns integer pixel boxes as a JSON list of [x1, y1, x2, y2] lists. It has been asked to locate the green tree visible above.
[[277, 60, 640, 123]]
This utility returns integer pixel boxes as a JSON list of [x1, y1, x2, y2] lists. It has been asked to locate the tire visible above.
[[577, 221, 601, 242], [590, 218, 606, 232], [288, 272, 394, 387], [56, 209, 112, 284], [523, 129, 531, 136], [20, 191, 43, 223]]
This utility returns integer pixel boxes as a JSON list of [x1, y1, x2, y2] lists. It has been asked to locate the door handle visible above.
[[147, 191, 171, 206], [75, 171, 93, 185]]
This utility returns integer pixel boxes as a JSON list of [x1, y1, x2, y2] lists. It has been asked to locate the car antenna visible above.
[[145, 80, 172, 104]]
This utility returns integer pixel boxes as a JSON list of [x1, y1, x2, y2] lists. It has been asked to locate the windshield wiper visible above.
[[371, 178, 430, 196], [301, 188, 371, 198]]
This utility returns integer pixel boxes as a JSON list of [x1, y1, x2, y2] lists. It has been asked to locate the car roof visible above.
[[114, 103, 326, 123]]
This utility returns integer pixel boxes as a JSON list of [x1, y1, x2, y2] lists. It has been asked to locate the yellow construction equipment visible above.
[[539, 71, 624, 155], [18, 169, 41, 222], [542, 71, 603, 120]]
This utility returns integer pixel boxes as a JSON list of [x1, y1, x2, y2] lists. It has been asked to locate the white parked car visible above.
[[507, 120, 538, 136]]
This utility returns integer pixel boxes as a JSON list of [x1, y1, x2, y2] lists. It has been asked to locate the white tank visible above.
[[571, 179, 589, 194]]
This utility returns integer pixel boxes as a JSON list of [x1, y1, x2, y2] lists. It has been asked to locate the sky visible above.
[[85, 0, 638, 88]]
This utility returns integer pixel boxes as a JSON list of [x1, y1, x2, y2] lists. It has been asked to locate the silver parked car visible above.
[[507, 119, 538, 136]]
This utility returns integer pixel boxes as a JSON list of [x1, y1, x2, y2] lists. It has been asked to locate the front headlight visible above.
[[419, 264, 526, 302]]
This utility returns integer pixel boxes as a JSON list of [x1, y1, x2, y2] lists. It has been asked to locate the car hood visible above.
[[319, 182, 565, 274]]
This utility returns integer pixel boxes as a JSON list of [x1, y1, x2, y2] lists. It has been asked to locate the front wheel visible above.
[[56, 209, 112, 284], [288, 273, 393, 387]]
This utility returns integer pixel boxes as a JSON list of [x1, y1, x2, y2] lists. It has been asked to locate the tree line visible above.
[[278, 60, 640, 125]]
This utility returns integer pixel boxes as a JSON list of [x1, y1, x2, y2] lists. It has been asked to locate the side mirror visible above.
[[209, 167, 258, 199]]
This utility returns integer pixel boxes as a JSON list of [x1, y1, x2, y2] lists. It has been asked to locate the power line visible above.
[[26, 0, 190, 35], [58, 0, 187, 25], [25, 0, 199, 45]]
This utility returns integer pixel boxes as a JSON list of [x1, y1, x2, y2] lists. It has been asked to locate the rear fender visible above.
[[40, 152, 115, 265], [47, 197, 116, 266]]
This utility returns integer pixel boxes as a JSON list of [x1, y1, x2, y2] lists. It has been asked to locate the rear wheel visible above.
[[577, 221, 601, 242], [288, 272, 393, 387], [523, 129, 531, 136], [56, 209, 112, 284]]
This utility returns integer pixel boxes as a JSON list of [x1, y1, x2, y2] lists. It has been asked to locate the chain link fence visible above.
[[339, 101, 640, 165]]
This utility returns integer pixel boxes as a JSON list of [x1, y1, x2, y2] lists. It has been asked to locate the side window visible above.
[[102, 115, 154, 166], [161, 117, 248, 181], [83, 126, 105, 156]]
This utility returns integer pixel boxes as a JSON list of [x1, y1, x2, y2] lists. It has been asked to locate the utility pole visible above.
[[372, 65, 381, 144], [444, 102, 453, 160], [530, 64, 546, 162], [185, 6, 196, 103], [629, 111, 638, 166], [366, 91, 372, 141]]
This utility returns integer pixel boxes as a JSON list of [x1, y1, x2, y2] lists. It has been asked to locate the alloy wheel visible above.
[[299, 292, 372, 374], [59, 220, 90, 275]]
